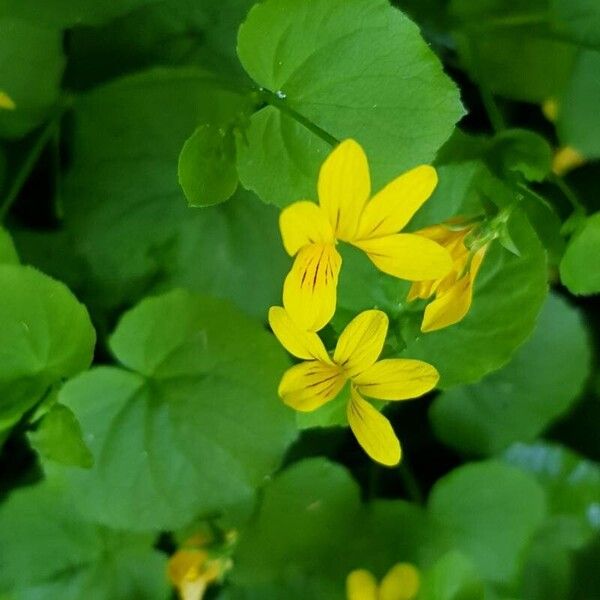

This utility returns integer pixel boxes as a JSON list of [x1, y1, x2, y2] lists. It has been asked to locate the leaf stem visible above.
[[464, 37, 505, 132], [550, 172, 584, 213], [259, 88, 339, 147], [399, 458, 424, 505], [0, 117, 59, 221]]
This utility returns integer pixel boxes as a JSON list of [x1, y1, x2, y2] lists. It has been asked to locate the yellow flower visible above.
[[167, 549, 222, 600], [408, 224, 487, 333], [552, 146, 586, 176], [347, 563, 420, 600], [542, 98, 559, 123], [269, 306, 439, 466], [279, 139, 453, 331], [0, 91, 16, 111]]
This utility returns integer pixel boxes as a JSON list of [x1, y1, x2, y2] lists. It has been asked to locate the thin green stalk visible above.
[[465, 37, 505, 132], [260, 88, 339, 147], [550, 173, 585, 213], [515, 181, 554, 212], [399, 459, 424, 505], [0, 119, 58, 221]]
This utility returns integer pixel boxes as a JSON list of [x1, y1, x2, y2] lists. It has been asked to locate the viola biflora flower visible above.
[[408, 223, 488, 332], [167, 530, 235, 600], [269, 306, 439, 466], [346, 562, 420, 600], [279, 138, 453, 331], [167, 549, 222, 600], [0, 91, 16, 111]]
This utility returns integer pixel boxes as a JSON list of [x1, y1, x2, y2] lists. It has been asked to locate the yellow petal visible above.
[[0, 91, 16, 111], [421, 247, 486, 333], [278, 361, 345, 412], [407, 278, 438, 302], [552, 146, 586, 177], [347, 387, 401, 466], [279, 200, 335, 256], [346, 569, 379, 600], [379, 563, 421, 600], [168, 550, 206, 586], [354, 359, 439, 400], [353, 234, 452, 281], [333, 310, 388, 377], [542, 97, 558, 122], [356, 165, 438, 240], [283, 243, 342, 332], [318, 139, 370, 241], [268, 306, 331, 362]]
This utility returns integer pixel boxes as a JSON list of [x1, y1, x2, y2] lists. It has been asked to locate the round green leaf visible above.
[[451, 0, 576, 103], [178, 124, 238, 207], [429, 461, 547, 584], [233, 458, 361, 586], [403, 209, 548, 388], [430, 293, 591, 455], [487, 129, 553, 183], [21, 68, 288, 320], [503, 442, 600, 545], [0, 479, 168, 600], [0, 17, 65, 138], [560, 211, 600, 295], [0, 265, 95, 432], [56, 289, 297, 531], [236, 0, 464, 206]]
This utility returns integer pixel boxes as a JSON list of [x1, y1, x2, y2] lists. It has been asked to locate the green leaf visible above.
[[15, 68, 288, 320], [486, 129, 553, 183], [28, 403, 93, 468], [54, 289, 296, 531], [233, 458, 361, 586], [178, 124, 239, 207], [430, 293, 591, 455], [65, 0, 255, 89], [236, 0, 464, 206], [0, 18, 65, 138], [232, 459, 451, 597], [235, 106, 329, 209], [428, 461, 547, 584], [560, 211, 600, 295], [403, 209, 548, 388], [0, 0, 157, 27], [552, 0, 600, 47], [558, 50, 600, 158], [450, 0, 577, 103], [0, 479, 169, 600], [0, 265, 95, 435], [503, 442, 600, 546], [419, 551, 485, 600], [0, 227, 19, 264]]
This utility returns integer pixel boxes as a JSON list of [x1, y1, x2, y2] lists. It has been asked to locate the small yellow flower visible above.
[[347, 563, 420, 600], [542, 98, 559, 123], [269, 307, 439, 466], [408, 224, 487, 332], [279, 139, 453, 331], [552, 146, 586, 176], [0, 91, 16, 111], [167, 549, 222, 600]]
